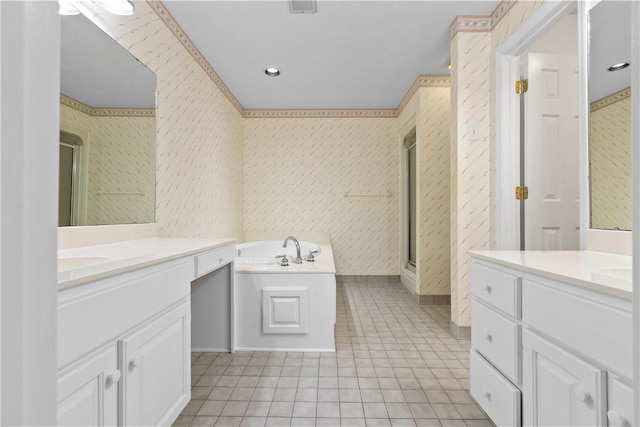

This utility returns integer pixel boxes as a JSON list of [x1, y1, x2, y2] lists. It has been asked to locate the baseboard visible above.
[[336, 275, 401, 284], [449, 320, 471, 340], [233, 347, 336, 353], [417, 294, 451, 305], [192, 347, 231, 353]]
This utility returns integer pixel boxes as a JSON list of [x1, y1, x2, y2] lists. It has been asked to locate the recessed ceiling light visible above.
[[265, 67, 280, 77], [608, 62, 630, 72]]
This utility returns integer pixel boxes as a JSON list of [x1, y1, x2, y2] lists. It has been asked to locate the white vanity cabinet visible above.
[[57, 257, 193, 426], [469, 255, 633, 427]]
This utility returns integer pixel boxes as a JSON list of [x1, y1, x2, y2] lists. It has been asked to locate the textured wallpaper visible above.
[[243, 118, 398, 275], [417, 88, 451, 297], [81, 1, 245, 238], [590, 93, 632, 230], [450, 29, 492, 331], [60, 103, 156, 225]]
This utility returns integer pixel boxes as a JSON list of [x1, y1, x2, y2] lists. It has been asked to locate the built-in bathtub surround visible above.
[[590, 88, 632, 230], [74, 1, 245, 238], [60, 99, 155, 225]]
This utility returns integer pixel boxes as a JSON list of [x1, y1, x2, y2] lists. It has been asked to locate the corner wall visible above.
[[83, 1, 245, 238]]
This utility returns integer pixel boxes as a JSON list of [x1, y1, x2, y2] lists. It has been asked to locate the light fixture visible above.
[[608, 62, 630, 72], [58, 0, 134, 16], [58, 0, 80, 15], [447, 63, 451, 70], [265, 67, 281, 77]]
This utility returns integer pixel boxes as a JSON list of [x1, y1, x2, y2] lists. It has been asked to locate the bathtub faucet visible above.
[[283, 236, 303, 264]]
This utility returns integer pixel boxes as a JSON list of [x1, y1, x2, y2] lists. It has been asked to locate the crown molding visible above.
[[590, 87, 631, 112], [60, 94, 155, 117], [147, 0, 245, 115]]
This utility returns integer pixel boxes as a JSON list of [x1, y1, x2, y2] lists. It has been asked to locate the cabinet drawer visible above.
[[58, 260, 192, 368], [471, 261, 521, 319], [522, 279, 632, 379], [472, 301, 520, 384], [195, 244, 236, 278], [470, 350, 521, 427]]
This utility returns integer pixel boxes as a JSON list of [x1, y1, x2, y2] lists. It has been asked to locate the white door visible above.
[[119, 302, 190, 427], [523, 330, 605, 426], [57, 344, 119, 427], [524, 53, 580, 250]]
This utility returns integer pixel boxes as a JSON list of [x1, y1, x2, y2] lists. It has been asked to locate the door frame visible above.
[[60, 124, 89, 225], [494, 0, 584, 250]]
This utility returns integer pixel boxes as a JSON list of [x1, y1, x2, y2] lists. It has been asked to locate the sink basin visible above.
[[58, 256, 112, 272], [591, 267, 632, 288]]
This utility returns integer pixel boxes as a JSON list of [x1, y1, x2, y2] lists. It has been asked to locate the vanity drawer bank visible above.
[[469, 251, 633, 427], [57, 238, 236, 427]]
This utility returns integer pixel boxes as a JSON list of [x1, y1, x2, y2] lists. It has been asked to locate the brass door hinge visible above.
[[515, 79, 528, 94], [515, 186, 529, 200]]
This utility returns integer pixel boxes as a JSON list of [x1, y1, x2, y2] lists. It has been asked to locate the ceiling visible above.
[[588, 0, 631, 103], [162, 1, 499, 110]]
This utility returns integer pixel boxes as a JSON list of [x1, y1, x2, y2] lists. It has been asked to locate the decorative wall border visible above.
[[590, 87, 631, 112], [395, 75, 451, 116], [450, 0, 517, 39], [147, 0, 245, 114], [60, 94, 156, 117], [243, 109, 397, 119]]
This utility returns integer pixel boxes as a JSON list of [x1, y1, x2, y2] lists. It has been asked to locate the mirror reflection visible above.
[[59, 13, 156, 227], [589, 0, 631, 231]]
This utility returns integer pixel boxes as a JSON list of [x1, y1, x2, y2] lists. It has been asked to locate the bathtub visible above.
[[234, 237, 336, 352], [236, 240, 321, 265]]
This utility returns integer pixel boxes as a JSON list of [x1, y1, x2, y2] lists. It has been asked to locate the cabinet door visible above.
[[119, 302, 190, 427], [58, 344, 119, 427], [523, 330, 606, 426], [607, 376, 634, 427]]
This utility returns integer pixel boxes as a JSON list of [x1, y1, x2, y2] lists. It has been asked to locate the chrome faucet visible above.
[[283, 236, 303, 264]]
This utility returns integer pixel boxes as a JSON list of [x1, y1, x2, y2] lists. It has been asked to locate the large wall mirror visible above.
[[588, 0, 632, 231], [60, 13, 156, 226]]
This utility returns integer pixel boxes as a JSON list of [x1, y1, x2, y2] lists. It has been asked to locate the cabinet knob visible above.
[[607, 410, 625, 426], [573, 387, 589, 403], [130, 354, 142, 369], [484, 332, 493, 342], [481, 388, 491, 401], [107, 369, 121, 385], [482, 283, 491, 293]]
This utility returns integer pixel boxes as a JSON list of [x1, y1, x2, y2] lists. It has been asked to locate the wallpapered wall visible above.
[[590, 92, 632, 230], [84, 1, 245, 238], [60, 103, 155, 225], [243, 118, 399, 275]]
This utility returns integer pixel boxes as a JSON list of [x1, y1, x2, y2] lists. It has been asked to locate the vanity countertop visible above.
[[469, 250, 632, 299], [58, 237, 236, 290]]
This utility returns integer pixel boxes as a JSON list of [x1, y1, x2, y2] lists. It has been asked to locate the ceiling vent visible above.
[[289, 0, 317, 14]]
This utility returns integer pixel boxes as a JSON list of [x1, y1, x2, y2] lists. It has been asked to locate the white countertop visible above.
[[58, 238, 236, 290], [469, 250, 632, 299], [235, 242, 336, 275]]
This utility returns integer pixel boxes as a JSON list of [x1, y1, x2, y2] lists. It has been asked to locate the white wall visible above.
[[1, 2, 59, 424]]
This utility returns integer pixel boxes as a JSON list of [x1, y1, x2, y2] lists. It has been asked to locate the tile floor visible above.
[[174, 280, 491, 427]]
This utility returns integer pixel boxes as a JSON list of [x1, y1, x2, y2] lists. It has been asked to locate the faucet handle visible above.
[[276, 254, 289, 266], [306, 250, 318, 262]]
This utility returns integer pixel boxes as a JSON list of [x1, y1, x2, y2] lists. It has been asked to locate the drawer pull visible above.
[[607, 410, 625, 426], [573, 387, 589, 403], [107, 369, 121, 385], [130, 354, 142, 369], [481, 283, 492, 293], [219, 257, 224, 264], [481, 388, 491, 401], [484, 332, 493, 342]]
